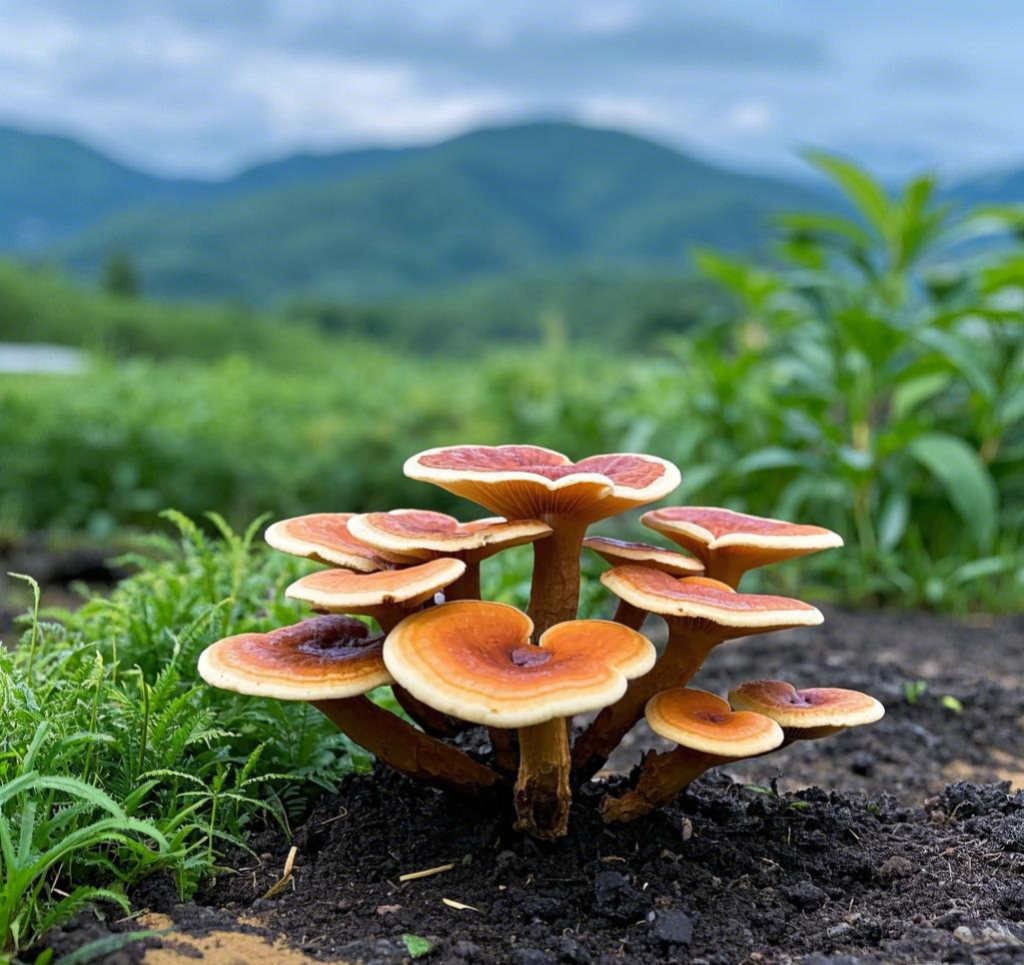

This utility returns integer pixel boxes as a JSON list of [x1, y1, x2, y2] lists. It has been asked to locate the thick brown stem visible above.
[[572, 625, 717, 779], [612, 599, 645, 631], [600, 747, 718, 823], [704, 552, 747, 590], [392, 685, 466, 738], [314, 696, 503, 796], [444, 561, 481, 601], [515, 718, 571, 839], [489, 727, 519, 776], [527, 517, 588, 639]]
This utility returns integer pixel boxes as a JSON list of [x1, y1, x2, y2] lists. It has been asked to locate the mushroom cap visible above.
[[383, 601, 657, 728], [729, 680, 885, 730], [197, 615, 391, 701], [286, 558, 466, 612], [404, 445, 681, 521], [348, 509, 552, 562], [646, 688, 784, 757], [266, 513, 413, 571], [583, 536, 704, 578], [600, 566, 823, 632], [642, 507, 843, 567]]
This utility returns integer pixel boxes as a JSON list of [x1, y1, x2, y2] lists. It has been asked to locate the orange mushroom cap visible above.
[[197, 615, 392, 701], [266, 513, 415, 571], [404, 445, 681, 521], [286, 558, 466, 612], [642, 507, 842, 570], [583, 536, 703, 578], [348, 509, 552, 563], [600, 566, 823, 632], [646, 688, 784, 757], [728, 680, 884, 730], [383, 601, 656, 728]]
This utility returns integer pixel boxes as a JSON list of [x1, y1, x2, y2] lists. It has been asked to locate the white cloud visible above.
[[723, 100, 773, 134]]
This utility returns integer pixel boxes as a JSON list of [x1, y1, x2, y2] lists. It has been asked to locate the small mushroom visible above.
[[601, 688, 783, 822], [572, 567, 822, 777], [384, 600, 655, 839], [286, 558, 467, 736], [729, 679, 884, 742], [266, 513, 416, 571], [197, 615, 502, 795], [405, 445, 680, 637], [583, 536, 704, 630], [642, 507, 843, 588], [348, 509, 552, 600]]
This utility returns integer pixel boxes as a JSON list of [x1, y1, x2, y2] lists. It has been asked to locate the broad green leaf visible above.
[[803, 150, 892, 240], [907, 433, 998, 547]]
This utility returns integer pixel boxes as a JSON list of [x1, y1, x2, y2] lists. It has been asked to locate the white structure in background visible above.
[[0, 343, 85, 374]]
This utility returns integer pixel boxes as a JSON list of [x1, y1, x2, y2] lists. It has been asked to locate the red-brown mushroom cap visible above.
[[583, 536, 704, 578], [348, 510, 552, 563], [728, 680, 885, 730], [404, 445, 681, 521], [286, 558, 466, 612], [265, 513, 415, 571], [383, 601, 657, 728], [197, 615, 391, 701], [646, 688, 784, 757], [642, 507, 842, 569], [600, 566, 823, 633]]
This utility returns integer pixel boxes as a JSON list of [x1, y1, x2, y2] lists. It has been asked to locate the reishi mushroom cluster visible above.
[[199, 445, 883, 840]]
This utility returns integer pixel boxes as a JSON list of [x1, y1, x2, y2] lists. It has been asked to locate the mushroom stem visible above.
[[488, 727, 519, 776], [600, 747, 718, 823], [392, 685, 466, 738], [444, 561, 481, 601], [572, 626, 718, 778], [515, 717, 572, 839], [612, 599, 645, 631], [703, 554, 745, 590], [528, 517, 588, 638], [313, 696, 503, 796]]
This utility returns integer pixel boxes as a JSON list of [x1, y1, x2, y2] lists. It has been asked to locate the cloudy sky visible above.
[[1, 0, 1022, 182]]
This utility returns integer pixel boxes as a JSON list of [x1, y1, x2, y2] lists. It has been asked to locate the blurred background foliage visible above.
[[1, 155, 1022, 611]]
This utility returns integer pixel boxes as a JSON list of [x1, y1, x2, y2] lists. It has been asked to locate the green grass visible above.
[[0, 515, 383, 960]]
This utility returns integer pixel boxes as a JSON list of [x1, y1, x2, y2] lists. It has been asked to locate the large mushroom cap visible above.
[[404, 445, 681, 521], [642, 507, 842, 570], [384, 601, 656, 728], [729, 680, 885, 730], [197, 615, 392, 701], [348, 509, 552, 562], [266, 513, 412, 571], [583, 536, 704, 577], [287, 558, 466, 612], [646, 688, 784, 757], [600, 566, 823, 633]]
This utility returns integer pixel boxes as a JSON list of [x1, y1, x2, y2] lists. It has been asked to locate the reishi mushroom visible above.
[[286, 558, 467, 735], [583, 535, 704, 630], [404, 445, 680, 637], [348, 509, 552, 601], [265, 512, 415, 571], [642, 507, 843, 588], [384, 601, 655, 838], [572, 567, 822, 778], [197, 615, 502, 796], [600, 688, 783, 822], [729, 680, 884, 741]]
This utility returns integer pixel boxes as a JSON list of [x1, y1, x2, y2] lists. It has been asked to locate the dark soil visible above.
[[53, 607, 1024, 964]]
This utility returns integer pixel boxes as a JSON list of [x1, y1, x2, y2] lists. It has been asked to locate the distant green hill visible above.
[[0, 128, 210, 249], [949, 164, 1024, 207], [52, 123, 829, 302]]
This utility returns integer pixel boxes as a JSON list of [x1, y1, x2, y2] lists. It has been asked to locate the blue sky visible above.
[[1, 0, 1021, 181]]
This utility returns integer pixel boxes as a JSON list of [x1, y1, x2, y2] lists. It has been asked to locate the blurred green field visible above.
[[2, 157, 1022, 610]]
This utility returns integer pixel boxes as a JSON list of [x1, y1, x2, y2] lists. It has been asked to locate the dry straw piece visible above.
[[198, 442, 881, 840]]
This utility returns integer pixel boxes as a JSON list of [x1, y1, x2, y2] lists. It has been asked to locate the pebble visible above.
[[648, 908, 694, 946], [784, 880, 828, 911]]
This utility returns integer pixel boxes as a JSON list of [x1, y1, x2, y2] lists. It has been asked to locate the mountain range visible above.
[[1, 122, 1020, 303]]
